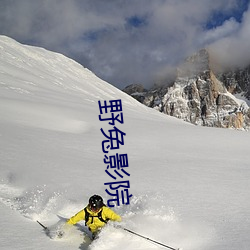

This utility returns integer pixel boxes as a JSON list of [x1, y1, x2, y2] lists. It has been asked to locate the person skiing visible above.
[[66, 194, 121, 239]]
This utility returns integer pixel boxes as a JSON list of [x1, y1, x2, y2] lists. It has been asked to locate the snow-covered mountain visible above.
[[217, 65, 250, 100], [0, 36, 250, 250], [124, 49, 250, 130]]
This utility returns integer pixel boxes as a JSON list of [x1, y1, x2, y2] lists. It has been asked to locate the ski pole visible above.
[[37, 220, 48, 231], [122, 227, 180, 250]]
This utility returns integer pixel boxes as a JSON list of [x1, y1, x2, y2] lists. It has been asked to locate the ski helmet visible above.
[[89, 195, 104, 210]]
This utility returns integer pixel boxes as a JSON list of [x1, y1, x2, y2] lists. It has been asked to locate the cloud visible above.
[[200, 18, 240, 45], [209, 4, 250, 69], [0, 0, 249, 89]]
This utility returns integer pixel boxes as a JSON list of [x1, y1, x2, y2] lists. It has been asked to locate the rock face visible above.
[[123, 84, 147, 103], [217, 66, 250, 100], [123, 49, 250, 130]]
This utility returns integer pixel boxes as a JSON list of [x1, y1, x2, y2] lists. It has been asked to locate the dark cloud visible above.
[[0, 0, 249, 89]]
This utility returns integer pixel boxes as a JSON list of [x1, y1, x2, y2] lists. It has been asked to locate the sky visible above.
[[0, 0, 249, 89]]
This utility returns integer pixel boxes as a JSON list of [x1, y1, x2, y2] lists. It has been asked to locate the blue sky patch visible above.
[[126, 15, 147, 28], [206, 0, 249, 29]]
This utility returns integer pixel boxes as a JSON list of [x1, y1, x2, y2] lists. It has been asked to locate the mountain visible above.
[[217, 66, 250, 99], [123, 49, 250, 130], [1, 36, 250, 250]]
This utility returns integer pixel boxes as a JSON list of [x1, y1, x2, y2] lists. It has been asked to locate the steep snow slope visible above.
[[0, 36, 250, 250]]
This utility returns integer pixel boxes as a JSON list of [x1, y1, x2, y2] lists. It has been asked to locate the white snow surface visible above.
[[0, 35, 250, 250]]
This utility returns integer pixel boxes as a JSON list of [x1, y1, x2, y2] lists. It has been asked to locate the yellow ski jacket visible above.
[[67, 206, 121, 233]]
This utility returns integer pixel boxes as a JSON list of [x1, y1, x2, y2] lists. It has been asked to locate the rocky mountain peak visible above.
[[123, 49, 250, 130], [177, 49, 210, 78]]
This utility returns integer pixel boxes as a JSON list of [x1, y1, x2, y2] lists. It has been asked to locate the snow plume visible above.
[[89, 193, 214, 250], [0, 181, 64, 221], [0, 178, 213, 250]]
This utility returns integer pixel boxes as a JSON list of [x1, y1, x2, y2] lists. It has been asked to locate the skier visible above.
[[66, 194, 122, 239]]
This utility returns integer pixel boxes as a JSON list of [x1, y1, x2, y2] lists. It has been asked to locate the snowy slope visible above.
[[0, 36, 250, 250]]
